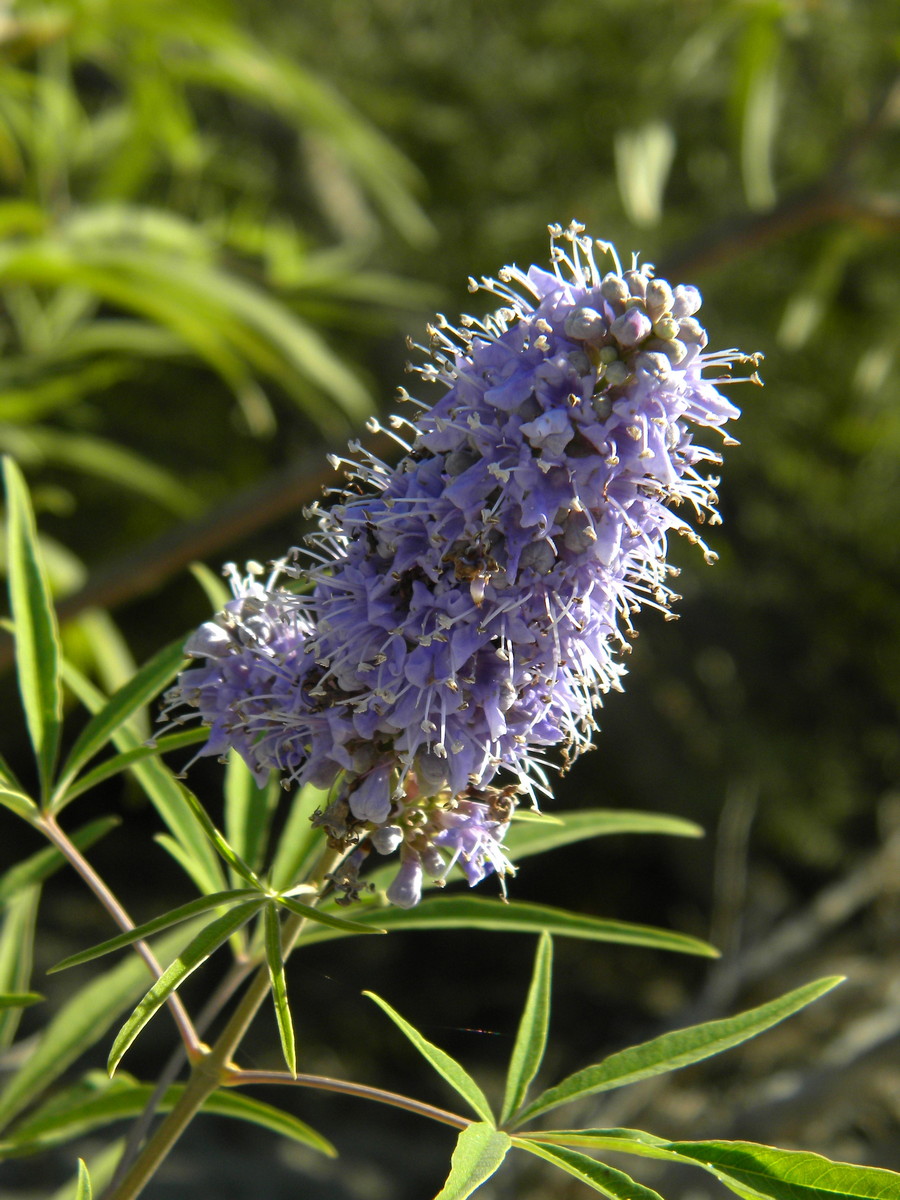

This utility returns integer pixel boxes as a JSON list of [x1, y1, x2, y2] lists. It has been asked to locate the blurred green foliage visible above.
[[0, 0, 893, 909], [0, 1, 898, 1194], [0, 0, 894, 873]]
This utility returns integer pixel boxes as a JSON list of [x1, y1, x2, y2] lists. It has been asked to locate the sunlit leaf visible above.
[[3, 456, 62, 802], [434, 1123, 511, 1200], [665, 1141, 900, 1200], [269, 784, 328, 892], [503, 809, 703, 863], [107, 901, 264, 1075], [300, 895, 717, 959], [48, 1144, 122, 1200], [276, 894, 386, 936], [49, 888, 262, 973], [501, 933, 552, 1124], [176, 781, 262, 887], [74, 1158, 92, 1200], [733, 11, 782, 211], [516, 1138, 664, 1200], [513, 977, 843, 1127], [0, 788, 38, 820], [614, 122, 675, 228], [364, 990, 493, 1123], [225, 750, 278, 878], [52, 638, 188, 809], [264, 903, 296, 1077], [56, 728, 207, 806], [61, 660, 225, 896], [0, 1072, 335, 1158]]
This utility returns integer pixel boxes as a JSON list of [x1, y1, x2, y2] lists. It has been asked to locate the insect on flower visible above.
[[167, 221, 762, 906]]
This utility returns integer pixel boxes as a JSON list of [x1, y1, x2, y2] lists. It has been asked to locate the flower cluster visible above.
[[169, 222, 759, 905]]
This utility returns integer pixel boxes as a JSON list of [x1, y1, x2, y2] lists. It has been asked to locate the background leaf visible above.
[[0, 1073, 335, 1159], [0, 924, 200, 1132], [3, 456, 61, 800], [52, 637, 188, 808]]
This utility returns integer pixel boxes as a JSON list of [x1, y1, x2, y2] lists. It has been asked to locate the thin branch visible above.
[[37, 812, 202, 1059], [224, 1067, 472, 1132], [104, 955, 258, 1198]]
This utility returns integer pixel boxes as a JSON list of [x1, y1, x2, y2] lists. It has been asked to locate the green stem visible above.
[[224, 1067, 472, 1131], [106, 843, 345, 1200]]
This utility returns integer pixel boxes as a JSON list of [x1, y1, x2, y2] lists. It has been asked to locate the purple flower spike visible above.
[[169, 222, 761, 906]]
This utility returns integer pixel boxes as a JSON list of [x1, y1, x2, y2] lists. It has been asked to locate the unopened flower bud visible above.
[[610, 308, 652, 347], [564, 305, 606, 341], [671, 284, 702, 318], [599, 272, 629, 307], [645, 279, 674, 319]]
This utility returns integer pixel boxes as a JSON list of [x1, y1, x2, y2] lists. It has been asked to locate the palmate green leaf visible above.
[[107, 901, 265, 1075], [513, 977, 844, 1127], [515, 1138, 664, 1200], [0, 1073, 335, 1159], [56, 728, 207, 806], [434, 1124, 512, 1200], [299, 895, 717, 959], [51, 638, 188, 809], [264, 903, 296, 1077], [364, 991, 494, 1124], [75, 1158, 92, 1200], [3, 456, 62, 802], [276, 894, 386, 936], [48, 889, 262, 973], [664, 1141, 900, 1200], [503, 809, 703, 863], [0, 816, 118, 905], [0, 923, 200, 1132], [61, 660, 225, 897], [501, 933, 552, 1124]]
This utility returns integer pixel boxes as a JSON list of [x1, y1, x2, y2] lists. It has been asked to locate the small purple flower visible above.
[[170, 222, 760, 906]]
